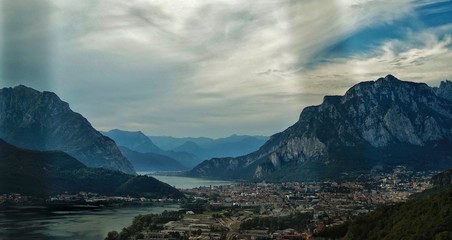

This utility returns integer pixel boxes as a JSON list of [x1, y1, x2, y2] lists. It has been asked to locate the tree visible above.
[[105, 231, 119, 240]]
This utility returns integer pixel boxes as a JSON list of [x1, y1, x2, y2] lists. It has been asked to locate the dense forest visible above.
[[315, 189, 452, 239], [0, 139, 183, 199], [105, 210, 184, 240]]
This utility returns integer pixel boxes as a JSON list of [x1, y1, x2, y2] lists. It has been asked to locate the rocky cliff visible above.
[[191, 75, 452, 181], [433, 80, 452, 101], [0, 85, 135, 174]]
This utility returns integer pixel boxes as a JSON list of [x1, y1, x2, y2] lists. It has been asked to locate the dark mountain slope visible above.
[[0, 139, 183, 198], [0, 85, 134, 174], [316, 189, 452, 240], [191, 75, 452, 181], [431, 168, 452, 187], [102, 129, 161, 153], [172, 141, 205, 156], [118, 146, 188, 172], [149, 136, 214, 151], [103, 129, 200, 168]]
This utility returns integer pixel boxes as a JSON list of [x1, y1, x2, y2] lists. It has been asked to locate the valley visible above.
[[0, 75, 451, 240], [3, 1, 452, 239], [106, 167, 445, 240]]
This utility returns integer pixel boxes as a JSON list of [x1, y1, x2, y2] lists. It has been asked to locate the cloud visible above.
[[1, 0, 451, 138], [297, 28, 452, 96]]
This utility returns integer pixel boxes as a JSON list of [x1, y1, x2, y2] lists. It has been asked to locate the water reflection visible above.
[[0, 205, 179, 240], [144, 174, 235, 189]]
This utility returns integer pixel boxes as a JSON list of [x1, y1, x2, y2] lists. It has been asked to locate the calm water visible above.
[[0, 177, 234, 240], [142, 174, 235, 189], [0, 204, 179, 240]]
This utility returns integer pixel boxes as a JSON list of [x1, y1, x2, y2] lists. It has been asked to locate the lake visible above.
[[139, 173, 236, 189], [0, 176, 234, 240], [0, 204, 180, 240]]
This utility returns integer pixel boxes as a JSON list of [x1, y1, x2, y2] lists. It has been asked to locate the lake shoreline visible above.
[[0, 176, 236, 239], [0, 203, 181, 240], [145, 174, 236, 189], [0, 200, 175, 211]]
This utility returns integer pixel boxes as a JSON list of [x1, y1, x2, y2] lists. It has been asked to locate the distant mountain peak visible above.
[[0, 85, 135, 174], [12, 84, 39, 91], [440, 79, 452, 87], [381, 74, 399, 81], [110, 128, 144, 134], [103, 129, 162, 153]]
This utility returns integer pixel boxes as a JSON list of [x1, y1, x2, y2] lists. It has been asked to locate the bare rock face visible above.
[[0, 85, 135, 175], [191, 75, 452, 181], [433, 80, 452, 101]]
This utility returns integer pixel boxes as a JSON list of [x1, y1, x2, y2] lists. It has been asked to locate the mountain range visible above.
[[0, 85, 135, 174], [103, 129, 268, 170], [118, 146, 187, 172], [150, 134, 269, 160], [102, 129, 199, 169], [191, 75, 452, 181], [0, 139, 183, 198]]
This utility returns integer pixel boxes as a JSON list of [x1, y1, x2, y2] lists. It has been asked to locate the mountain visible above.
[[0, 139, 183, 198], [118, 146, 188, 172], [191, 75, 452, 181], [433, 80, 452, 101], [151, 134, 269, 160], [103, 129, 200, 168], [160, 150, 201, 168], [149, 136, 214, 151], [199, 135, 269, 159], [102, 129, 161, 153], [172, 141, 205, 157], [0, 85, 135, 174]]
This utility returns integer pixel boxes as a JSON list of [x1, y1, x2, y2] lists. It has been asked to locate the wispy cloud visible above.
[[298, 28, 452, 95], [1, 0, 451, 137]]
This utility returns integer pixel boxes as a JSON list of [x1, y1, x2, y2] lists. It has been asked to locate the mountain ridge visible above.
[[0, 85, 135, 174], [101, 129, 162, 153], [191, 75, 452, 181], [150, 134, 269, 160], [433, 80, 452, 101], [103, 129, 200, 168], [0, 138, 182, 198], [118, 146, 188, 172]]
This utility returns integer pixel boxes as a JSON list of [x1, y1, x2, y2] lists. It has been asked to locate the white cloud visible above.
[[298, 29, 452, 97], [3, 0, 451, 137]]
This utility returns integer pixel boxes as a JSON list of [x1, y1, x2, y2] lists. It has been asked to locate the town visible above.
[[120, 166, 437, 240], [0, 167, 438, 240]]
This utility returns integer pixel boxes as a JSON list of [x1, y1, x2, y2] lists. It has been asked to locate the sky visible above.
[[1, 0, 452, 138]]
